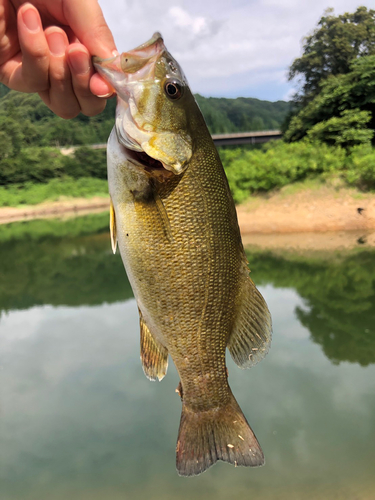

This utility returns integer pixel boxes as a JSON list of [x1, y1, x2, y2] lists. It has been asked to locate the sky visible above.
[[98, 0, 373, 102]]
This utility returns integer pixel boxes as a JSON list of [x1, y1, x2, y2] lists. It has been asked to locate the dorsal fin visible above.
[[228, 276, 272, 368], [139, 309, 169, 381]]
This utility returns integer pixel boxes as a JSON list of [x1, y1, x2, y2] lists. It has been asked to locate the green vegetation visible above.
[[0, 84, 288, 150], [221, 141, 375, 203], [194, 95, 288, 133], [0, 177, 108, 206], [0, 88, 116, 148], [285, 55, 375, 146], [288, 6, 375, 105], [286, 7, 375, 147], [0, 83, 291, 206]]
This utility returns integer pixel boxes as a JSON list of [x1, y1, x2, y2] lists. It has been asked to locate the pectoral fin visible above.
[[109, 197, 117, 254], [139, 309, 168, 381], [154, 192, 173, 243], [228, 277, 272, 368]]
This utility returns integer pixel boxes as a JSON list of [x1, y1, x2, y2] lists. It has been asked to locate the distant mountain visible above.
[[195, 94, 290, 134], [0, 83, 289, 147]]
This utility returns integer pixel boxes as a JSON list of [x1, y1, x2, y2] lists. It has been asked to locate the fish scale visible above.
[[94, 32, 272, 476]]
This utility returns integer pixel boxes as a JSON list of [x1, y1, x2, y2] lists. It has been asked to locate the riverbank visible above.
[[0, 184, 374, 248], [0, 196, 109, 225]]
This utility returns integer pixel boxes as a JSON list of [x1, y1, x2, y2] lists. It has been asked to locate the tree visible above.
[[284, 54, 375, 146], [289, 6, 375, 106], [306, 109, 373, 147]]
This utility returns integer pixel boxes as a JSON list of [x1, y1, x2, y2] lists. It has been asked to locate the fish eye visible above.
[[164, 79, 183, 100]]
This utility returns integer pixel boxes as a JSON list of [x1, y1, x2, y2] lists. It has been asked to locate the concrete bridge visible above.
[[211, 130, 281, 146], [60, 130, 282, 155]]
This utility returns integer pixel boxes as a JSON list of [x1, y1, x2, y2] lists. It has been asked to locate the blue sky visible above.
[[99, 0, 374, 102]]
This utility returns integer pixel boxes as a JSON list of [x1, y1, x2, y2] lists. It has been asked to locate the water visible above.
[[1, 215, 374, 500]]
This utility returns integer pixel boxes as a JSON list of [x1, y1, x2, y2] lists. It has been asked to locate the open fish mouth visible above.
[[93, 34, 168, 174], [94, 33, 192, 177], [113, 98, 171, 178], [92, 32, 165, 91], [119, 140, 176, 183]]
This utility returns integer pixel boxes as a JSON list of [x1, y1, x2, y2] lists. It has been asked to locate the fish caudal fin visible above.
[[228, 276, 272, 369], [176, 392, 264, 476]]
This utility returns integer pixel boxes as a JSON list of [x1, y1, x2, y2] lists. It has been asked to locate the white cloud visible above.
[[98, 0, 375, 101], [283, 87, 297, 102], [168, 7, 208, 36]]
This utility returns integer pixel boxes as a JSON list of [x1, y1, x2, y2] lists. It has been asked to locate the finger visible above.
[[89, 72, 115, 98], [67, 44, 107, 116], [63, 0, 117, 58], [40, 27, 80, 119], [0, 0, 18, 66], [16, 3, 50, 92]]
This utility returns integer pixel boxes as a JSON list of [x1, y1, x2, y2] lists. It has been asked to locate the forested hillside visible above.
[[0, 83, 288, 149], [194, 95, 288, 133]]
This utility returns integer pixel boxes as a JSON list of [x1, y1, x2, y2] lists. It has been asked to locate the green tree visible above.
[[289, 6, 375, 105], [285, 55, 375, 146], [306, 109, 373, 147]]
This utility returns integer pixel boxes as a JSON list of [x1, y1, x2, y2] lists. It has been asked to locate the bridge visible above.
[[60, 130, 282, 155], [211, 130, 282, 146]]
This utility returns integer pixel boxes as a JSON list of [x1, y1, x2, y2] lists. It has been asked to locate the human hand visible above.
[[0, 0, 117, 118]]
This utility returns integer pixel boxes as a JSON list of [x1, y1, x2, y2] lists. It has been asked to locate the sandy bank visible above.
[[0, 186, 374, 250], [0, 197, 109, 225]]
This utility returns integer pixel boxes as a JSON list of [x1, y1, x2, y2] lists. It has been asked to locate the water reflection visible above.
[[246, 250, 375, 366], [0, 214, 132, 312], [1, 215, 375, 499], [1, 215, 374, 367]]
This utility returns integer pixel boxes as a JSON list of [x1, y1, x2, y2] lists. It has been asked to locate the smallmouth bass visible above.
[[93, 33, 272, 476]]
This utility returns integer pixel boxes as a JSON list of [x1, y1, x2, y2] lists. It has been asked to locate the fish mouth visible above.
[[94, 33, 191, 178], [120, 141, 175, 182], [92, 32, 165, 90], [93, 33, 166, 167], [113, 98, 170, 178]]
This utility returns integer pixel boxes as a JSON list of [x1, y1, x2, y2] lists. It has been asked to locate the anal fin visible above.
[[109, 197, 117, 254], [139, 309, 168, 381], [228, 276, 272, 368]]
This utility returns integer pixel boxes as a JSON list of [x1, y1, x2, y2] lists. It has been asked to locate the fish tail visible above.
[[176, 391, 264, 476]]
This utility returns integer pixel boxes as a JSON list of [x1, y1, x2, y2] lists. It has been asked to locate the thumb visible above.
[[63, 0, 117, 58]]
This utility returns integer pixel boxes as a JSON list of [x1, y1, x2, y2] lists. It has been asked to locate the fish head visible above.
[[93, 33, 193, 176]]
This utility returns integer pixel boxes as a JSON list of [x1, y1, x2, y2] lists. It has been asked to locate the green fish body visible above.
[[94, 33, 272, 476]]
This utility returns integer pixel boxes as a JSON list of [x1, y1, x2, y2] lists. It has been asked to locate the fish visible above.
[[93, 33, 272, 477]]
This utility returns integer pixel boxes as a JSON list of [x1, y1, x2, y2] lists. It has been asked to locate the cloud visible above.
[[168, 7, 208, 36], [98, 0, 374, 101], [283, 87, 297, 102]]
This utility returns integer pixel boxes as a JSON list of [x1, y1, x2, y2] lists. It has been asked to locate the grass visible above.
[[0, 177, 108, 207]]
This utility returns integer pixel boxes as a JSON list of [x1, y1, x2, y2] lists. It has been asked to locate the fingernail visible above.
[[22, 8, 40, 32], [47, 32, 66, 56], [68, 50, 90, 75], [97, 92, 114, 98]]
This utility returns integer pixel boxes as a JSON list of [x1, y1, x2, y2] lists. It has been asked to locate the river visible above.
[[1, 214, 374, 500]]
